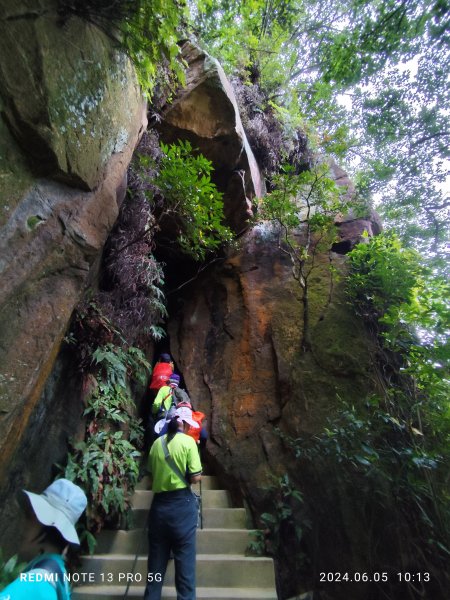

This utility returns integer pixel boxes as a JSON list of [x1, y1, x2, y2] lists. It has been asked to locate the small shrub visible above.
[[154, 140, 234, 259], [130, 139, 234, 260], [251, 474, 309, 559]]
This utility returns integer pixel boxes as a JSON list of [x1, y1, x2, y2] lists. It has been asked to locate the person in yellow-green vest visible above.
[[144, 407, 202, 600], [152, 374, 191, 420]]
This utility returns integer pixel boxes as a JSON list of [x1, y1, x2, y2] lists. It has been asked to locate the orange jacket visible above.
[[186, 410, 206, 443]]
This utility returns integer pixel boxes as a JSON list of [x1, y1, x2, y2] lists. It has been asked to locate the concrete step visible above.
[[131, 489, 231, 510], [73, 473, 277, 599], [192, 476, 221, 491], [79, 554, 276, 588], [136, 475, 220, 491], [73, 585, 278, 599], [131, 506, 248, 529], [202, 508, 248, 529], [95, 528, 258, 555]]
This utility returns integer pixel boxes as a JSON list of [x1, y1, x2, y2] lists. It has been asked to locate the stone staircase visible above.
[[72, 475, 278, 599]]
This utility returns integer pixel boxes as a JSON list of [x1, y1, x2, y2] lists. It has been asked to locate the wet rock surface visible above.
[[0, 0, 146, 533]]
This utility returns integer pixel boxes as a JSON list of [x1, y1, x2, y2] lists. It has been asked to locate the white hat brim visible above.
[[154, 418, 168, 434], [182, 417, 200, 429], [25, 491, 80, 545]]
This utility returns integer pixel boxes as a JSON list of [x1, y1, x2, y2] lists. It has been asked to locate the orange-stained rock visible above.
[[169, 223, 376, 448], [168, 222, 381, 597]]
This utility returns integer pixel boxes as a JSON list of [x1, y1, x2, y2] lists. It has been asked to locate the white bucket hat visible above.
[[154, 407, 177, 434], [175, 406, 199, 429], [154, 406, 200, 434], [24, 478, 87, 545]]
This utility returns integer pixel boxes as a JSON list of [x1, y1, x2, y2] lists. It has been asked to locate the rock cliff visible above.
[[167, 224, 380, 596], [0, 11, 384, 596], [159, 45, 383, 598], [0, 0, 145, 544], [157, 42, 265, 232]]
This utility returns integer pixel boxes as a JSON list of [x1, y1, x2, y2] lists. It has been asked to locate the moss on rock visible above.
[[0, 1, 142, 189], [0, 110, 34, 228]]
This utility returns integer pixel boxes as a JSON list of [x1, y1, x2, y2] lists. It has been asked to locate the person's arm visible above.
[[152, 387, 165, 415], [147, 444, 154, 477], [186, 438, 202, 483]]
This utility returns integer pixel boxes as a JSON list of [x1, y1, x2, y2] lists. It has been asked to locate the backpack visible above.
[[157, 387, 191, 419], [156, 389, 176, 419], [186, 410, 206, 443], [173, 387, 191, 405]]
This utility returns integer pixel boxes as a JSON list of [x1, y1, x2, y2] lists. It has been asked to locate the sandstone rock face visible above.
[[0, 0, 143, 195], [154, 50, 383, 595], [169, 222, 377, 475], [333, 208, 382, 252], [329, 160, 383, 252], [0, 0, 146, 526], [157, 42, 265, 232], [168, 223, 380, 595]]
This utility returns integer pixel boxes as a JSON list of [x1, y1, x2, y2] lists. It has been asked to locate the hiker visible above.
[[148, 353, 174, 400], [155, 400, 208, 458], [0, 478, 87, 600], [145, 356, 173, 448], [152, 374, 190, 420], [147, 373, 190, 450], [174, 401, 207, 448], [144, 407, 202, 600]]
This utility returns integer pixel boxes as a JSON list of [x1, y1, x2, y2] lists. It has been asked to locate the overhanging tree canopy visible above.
[[191, 0, 449, 268]]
